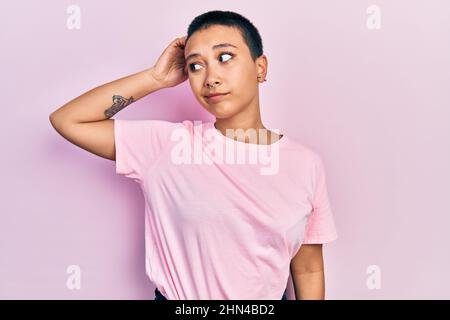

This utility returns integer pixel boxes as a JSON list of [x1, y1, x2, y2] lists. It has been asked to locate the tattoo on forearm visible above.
[[104, 95, 135, 118]]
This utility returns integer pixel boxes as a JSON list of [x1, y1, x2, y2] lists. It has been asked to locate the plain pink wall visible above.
[[1, 0, 449, 299]]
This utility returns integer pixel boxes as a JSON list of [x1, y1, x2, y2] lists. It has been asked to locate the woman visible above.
[[49, 10, 338, 300]]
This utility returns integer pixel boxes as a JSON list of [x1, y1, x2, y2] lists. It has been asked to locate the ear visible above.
[[255, 54, 268, 81]]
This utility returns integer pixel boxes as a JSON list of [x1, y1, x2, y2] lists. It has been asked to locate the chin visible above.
[[204, 106, 239, 119]]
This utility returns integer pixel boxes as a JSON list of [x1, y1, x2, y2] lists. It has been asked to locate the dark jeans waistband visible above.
[[154, 288, 288, 300]]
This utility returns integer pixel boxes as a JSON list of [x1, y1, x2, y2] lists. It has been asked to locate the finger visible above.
[[171, 37, 183, 46], [173, 39, 185, 50], [176, 35, 187, 46]]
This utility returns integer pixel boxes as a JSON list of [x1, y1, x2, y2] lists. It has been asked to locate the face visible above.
[[183, 25, 267, 119]]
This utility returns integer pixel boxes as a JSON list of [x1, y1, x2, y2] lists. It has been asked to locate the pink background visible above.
[[1, 0, 449, 299]]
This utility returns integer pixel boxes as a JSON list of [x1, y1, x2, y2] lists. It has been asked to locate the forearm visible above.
[[292, 270, 325, 300], [50, 67, 163, 124]]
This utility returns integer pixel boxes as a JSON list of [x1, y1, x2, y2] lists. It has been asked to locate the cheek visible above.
[[232, 71, 258, 95], [189, 77, 202, 93], [232, 64, 256, 84]]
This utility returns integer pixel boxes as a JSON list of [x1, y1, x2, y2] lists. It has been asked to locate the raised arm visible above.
[[49, 68, 164, 160], [49, 36, 188, 161]]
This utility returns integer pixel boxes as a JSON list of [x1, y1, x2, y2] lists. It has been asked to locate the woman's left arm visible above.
[[290, 243, 325, 300]]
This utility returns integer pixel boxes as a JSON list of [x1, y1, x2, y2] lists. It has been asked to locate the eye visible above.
[[188, 52, 234, 72], [219, 52, 233, 63]]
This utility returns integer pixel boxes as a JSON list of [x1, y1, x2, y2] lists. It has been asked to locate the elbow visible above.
[[49, 111, 67, 132], [49, 111, 59, 130]]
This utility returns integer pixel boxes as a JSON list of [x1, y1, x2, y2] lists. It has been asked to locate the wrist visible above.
[[145, 67, 166, 91]]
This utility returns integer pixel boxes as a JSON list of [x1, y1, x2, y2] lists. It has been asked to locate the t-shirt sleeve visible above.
[[114, 119, 180, 183], [303, 154, 338, 244]]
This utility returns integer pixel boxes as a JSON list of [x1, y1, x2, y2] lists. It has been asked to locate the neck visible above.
[[214, 94, 266, 133], [212, 94, 283, 145]]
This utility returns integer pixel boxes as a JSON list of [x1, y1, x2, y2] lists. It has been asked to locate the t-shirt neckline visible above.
[[204, 121, 288, 148]]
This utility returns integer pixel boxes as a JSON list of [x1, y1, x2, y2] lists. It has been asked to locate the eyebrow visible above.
[[185, 43, 238, 62]]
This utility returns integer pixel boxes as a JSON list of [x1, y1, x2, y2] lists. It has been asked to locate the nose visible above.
[[205, 70, 222, 88], [206, 81, 220, 89]]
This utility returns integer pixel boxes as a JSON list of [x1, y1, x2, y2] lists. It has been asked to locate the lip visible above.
[[205, 93, 229, 102]]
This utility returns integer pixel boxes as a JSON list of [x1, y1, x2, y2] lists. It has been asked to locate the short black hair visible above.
[[186, 10, 263, 62]]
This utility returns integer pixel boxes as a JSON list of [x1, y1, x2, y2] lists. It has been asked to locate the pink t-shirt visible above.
[[114, 119, 338, 300]]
